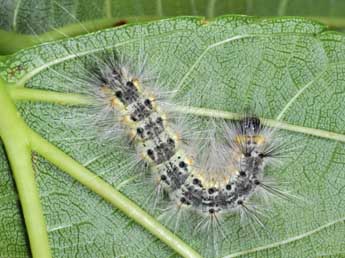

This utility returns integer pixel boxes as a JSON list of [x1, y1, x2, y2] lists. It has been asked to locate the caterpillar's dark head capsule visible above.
[[240, 116, 261, 135]]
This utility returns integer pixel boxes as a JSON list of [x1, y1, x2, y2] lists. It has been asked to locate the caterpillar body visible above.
[[83, 53, 287, 224], [16, 4, 291, 238]]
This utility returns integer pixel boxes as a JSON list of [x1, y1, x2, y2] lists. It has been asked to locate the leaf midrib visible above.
[[8, 85, 345, 143]]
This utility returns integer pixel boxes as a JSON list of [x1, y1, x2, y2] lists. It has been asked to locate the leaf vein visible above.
[[224, 216, 345, 258]]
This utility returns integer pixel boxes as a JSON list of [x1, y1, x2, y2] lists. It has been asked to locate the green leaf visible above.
[[1, 15, 345, 258], [2, 0, 345, 35]]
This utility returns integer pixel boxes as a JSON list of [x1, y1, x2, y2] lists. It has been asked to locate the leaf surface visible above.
[[1, 16, 345, 258]]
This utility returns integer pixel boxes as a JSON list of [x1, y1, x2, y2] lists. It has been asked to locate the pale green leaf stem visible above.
[[0, 78, 52, 258], [9, 87, 345, 143]]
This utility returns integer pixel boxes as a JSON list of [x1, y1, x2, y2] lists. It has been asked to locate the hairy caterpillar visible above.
[[88, 53, 284, 211], [59, 50, 294, 257]]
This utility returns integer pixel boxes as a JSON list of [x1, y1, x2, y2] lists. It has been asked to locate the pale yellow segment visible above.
[[132, 78, 141, 91], [235, 135, 265, 145]]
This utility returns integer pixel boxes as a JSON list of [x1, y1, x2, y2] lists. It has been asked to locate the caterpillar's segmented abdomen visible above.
[[91, 55, 283, 219]]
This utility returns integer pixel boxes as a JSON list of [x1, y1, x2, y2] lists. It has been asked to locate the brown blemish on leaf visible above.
[[114, 19, 128, 27], [7, 64, 25, 79]]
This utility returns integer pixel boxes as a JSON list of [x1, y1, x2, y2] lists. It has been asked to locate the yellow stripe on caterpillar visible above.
[[235, 135, 265, 145]]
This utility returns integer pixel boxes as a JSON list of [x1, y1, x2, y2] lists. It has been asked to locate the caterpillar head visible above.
[[240, 116, 261, 135]]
